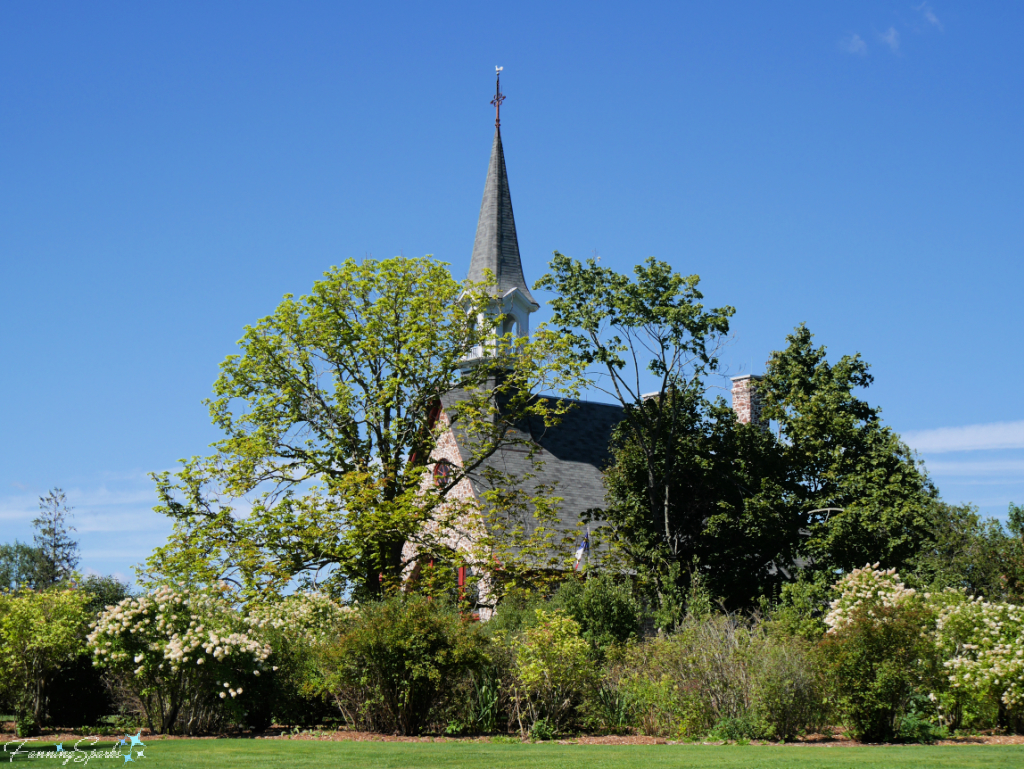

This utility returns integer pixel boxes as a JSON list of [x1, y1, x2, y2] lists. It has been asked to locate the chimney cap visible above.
[[730, 374, 763, 383]]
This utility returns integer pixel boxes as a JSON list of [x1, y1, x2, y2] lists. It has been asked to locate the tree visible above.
[[147, 256, 579, 599], [907, 502, 1020, 600], [32, 488, 79, 587], [0, 588, 91, 735], [0, 542, 47, 590], [536, 253, 798, 610], [758, 324, 935, 574], [601, 387, 800, 610]]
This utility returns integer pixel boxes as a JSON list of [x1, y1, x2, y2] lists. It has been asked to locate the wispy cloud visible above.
[[933, 460, 1024, 479], [915, 3, 944, 31], [842, 33, 868, 55], [905, 420, 1024, 454], [879, 27, 901, 52]]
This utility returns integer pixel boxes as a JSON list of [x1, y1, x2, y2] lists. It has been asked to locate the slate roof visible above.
[[467, 128, 538, 306], [441, 390, 625, 540]]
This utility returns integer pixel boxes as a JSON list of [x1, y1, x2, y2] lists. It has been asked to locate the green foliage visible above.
[[819, 572, 939, 744], [550, 573, 640, 657], [245, 592, 351, 729], [537, 253, 802, 609], [88, 583, 272, 734], [603, 389, 800, 612], [765, 572, 831, 642], [317, 593, 488, 735], [78, 574, 134, 618], [608, 615, 823, 741], [907, 502, 1019, 600], [513, 609, 595, 735], [0, 541, 47, 591], [0, 587, 91, 732], [759, 325, 935, 575], [147, 255, 580, 601]]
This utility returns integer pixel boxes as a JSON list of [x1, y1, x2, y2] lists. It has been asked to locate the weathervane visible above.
[[491, 66, 505, 128]]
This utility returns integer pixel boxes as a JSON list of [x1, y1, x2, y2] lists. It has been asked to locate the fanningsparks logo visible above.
[[4, 733, 147, 764]]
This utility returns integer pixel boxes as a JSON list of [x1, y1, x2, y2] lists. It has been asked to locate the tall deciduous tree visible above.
[[535, 254, 795, 609], [147, 256, 579, 599], [758, 324, 935, 574]]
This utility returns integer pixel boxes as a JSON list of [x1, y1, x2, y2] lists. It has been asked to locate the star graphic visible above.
[[120, 738, 127, 746], [123, 753, 134, 764], [135, 749, 145, 759], [55, 744, 63, 752], [128, 732, 145, 748]]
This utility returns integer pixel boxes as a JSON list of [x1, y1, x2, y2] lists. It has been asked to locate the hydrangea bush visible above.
[[88, 583, 271, 734], [935, 594, 1024, 727], [824, 563, 919, 633], [240, 592, 354, 728]]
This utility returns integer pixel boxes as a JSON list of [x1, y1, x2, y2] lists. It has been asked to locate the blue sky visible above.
[[2, 2, 1022, 582]]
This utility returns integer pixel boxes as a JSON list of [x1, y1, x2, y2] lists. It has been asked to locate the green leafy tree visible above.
[[759, 324, 935, 574], [0, 542, 47, 590], [0, 588, 91, 735], [536, 253, 798, 610], [32, 489, 79, 587], [602, 388, 800, 611], [147, 256, 579, 599], [908, 502, 1021, 600]]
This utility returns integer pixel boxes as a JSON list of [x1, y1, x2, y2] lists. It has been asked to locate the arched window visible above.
[[433, 458, 453, 488]]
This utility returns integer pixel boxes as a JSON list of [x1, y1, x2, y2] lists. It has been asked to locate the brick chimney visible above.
[[731, 375, 766, 427]]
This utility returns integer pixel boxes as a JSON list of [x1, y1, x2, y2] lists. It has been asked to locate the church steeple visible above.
[[466, 70, 538, 310]]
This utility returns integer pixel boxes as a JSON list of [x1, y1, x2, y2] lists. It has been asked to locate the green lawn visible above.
[[6, 739, 1024, 769]]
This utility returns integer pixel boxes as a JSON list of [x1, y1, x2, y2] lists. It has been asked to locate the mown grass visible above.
[[6, 738, 1024, 769]]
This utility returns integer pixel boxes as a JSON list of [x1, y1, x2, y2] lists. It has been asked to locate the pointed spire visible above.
[[467, 126, 538, 307]]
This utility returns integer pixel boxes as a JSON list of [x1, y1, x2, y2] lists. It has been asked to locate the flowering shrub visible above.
[[825, 563, 918, 633], [88, 583, 270, 734], [820, 565, 943, 742], [936, 594, 1024, 728], [241, 593, 354, 728]]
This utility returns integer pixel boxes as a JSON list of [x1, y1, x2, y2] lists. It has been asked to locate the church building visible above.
[[410, 74, 763, 617]]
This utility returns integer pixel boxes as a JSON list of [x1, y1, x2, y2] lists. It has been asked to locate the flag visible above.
[[573, 534, 589, 570]]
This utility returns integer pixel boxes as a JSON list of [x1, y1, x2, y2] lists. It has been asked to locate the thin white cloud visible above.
[[842, 33, 868, 55], [905, 420, 1024, 454], [925, 459, 1024, 478], [915, 3, 943, 31], [879, 27, 901, 52]]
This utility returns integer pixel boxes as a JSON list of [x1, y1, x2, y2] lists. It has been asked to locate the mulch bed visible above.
[[5, 723, 1024, 746]]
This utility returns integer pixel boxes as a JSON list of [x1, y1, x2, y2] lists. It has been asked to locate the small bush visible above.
[[608, 614, 822, 740], [551, 574, 640, 657], [821, 601, 938, 742], [513, 609, 595, 735], [318, 594, 487, 735]]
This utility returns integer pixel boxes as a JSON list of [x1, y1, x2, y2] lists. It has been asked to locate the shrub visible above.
[[0, 587, 91, 734], [244, 592, 351, 729], [88, 583, 271, 734], [820, 566, 939, 742], [513, 609, 595, 735], [935, 593, 1024, 732], [609, 614, 822, 740], [551, 574, 640, 657], [317, 593, 487, 735]]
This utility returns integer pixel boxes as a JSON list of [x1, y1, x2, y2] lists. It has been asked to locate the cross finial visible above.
[[491, 66, 505, 128]]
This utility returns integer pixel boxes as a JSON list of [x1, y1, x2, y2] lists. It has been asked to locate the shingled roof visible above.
[[441, 390, 625, 538], [467, 128, 538, 306]]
